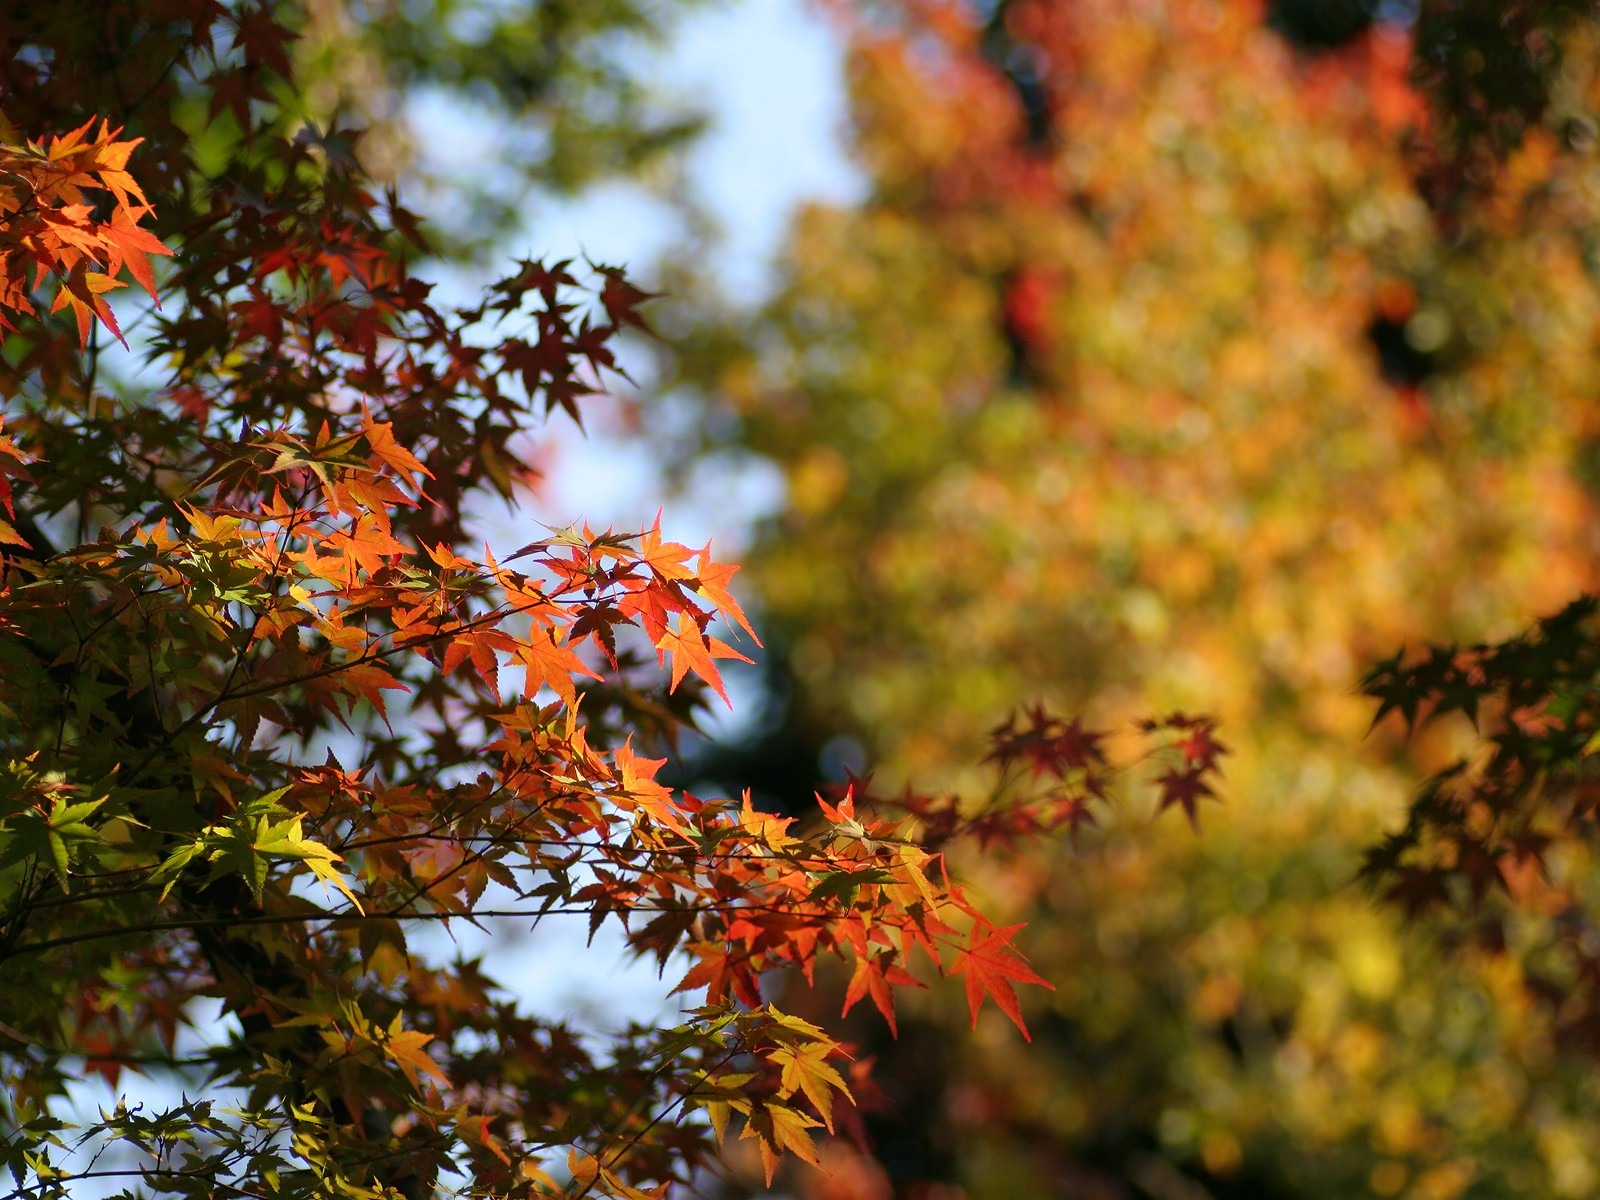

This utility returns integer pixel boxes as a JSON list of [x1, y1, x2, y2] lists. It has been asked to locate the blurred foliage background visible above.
[[646, 1, 1600, 1197], [286, 0, 708, 259]]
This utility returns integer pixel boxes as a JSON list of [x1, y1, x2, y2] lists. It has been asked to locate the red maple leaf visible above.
[[1156, 767, 1216, 829]]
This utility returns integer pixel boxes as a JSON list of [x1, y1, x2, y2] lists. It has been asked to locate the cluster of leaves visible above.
[[806, 709, 1228, 1035], [1362, 597, 1600, 1050], [0, 120, 170, 347], [855, 706, 1228, 853]]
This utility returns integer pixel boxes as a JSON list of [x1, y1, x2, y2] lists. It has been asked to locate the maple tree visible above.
[[0, 4, 1224, 1200], [657, 0, 1600, 1196]]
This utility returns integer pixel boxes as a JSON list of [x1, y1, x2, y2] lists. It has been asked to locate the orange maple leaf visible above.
[[514, 624, 600, 708], [655, 611, 752, 707], [381, 1023, 449, 1091], [841, 951, 922, 1035], [99, 204, 171, 300], [613, 738, 686, 832], [947, 922, 1052, 1040], [693, 543, 760, 645], [637, 513, 696, 581]]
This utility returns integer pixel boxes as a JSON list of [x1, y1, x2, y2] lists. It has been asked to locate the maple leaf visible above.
[[672, 943, 739, 1005], [98, 204, 171, 300], [655, 611, 752, 707], [185, 794, 366, 912], [232, 5, 300, 77], [1174, 721, 1227, 770], [613, 737, 686, 832], [637, 513, 696, 581], [740, 1103, 822, 1185], [842, 952, 916, 1035], [336, 662, 410, 727], [692, 543, 760, 645], [569, 599, 625, 668], [515, 624, 600, 708], [50, 269, 125, 346], [1155, 767, 1216, 830], [84, 133, 148, 209], [1053, 794, 1098, 843], [947, 922, 1052, 1041], [0, 415, 33, 539], [380, 1016, 449, 1091], [770, 1039, 851, 1132], [362, 415, 433, 488], [595, 263, 658, 334]]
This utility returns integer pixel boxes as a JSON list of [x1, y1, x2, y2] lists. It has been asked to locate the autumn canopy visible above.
[[11, 1, 1600, 1199]]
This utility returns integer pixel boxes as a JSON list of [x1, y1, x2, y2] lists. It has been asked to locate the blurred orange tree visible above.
[[665, 1, 1600, 1195]]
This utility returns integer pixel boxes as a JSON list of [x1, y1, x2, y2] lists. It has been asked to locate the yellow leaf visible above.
[[519, 1159, 559, 1191], [381, 1024, 448, 1090], [566, 1149, 599, 1190], [739, 1103, 822, 1184]]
